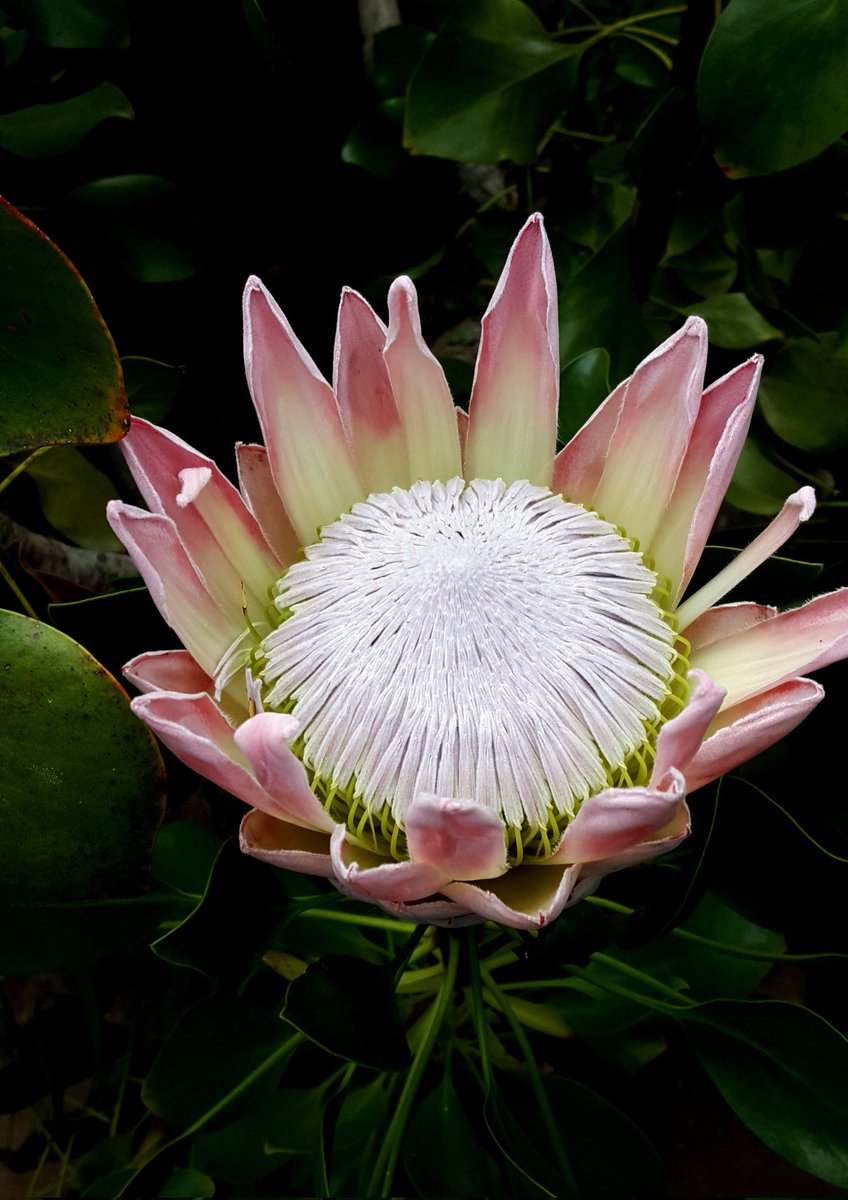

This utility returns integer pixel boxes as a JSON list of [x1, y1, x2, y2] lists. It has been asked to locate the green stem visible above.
[[481, 968, 579, 1196], [466, 926, 493, 1093], [390, 923, 429, 983], [0, 556, 38, 618], [564, 962, 688, 1013], [368, 934, 461, 1197], [0, 446, 48, 497], [591, 952, 698, 1005], [299, 907, 416, 933]]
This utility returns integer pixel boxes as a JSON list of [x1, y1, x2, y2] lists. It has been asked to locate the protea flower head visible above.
[[107, 215, 848, 930]]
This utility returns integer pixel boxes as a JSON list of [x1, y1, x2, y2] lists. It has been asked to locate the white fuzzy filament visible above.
[[260, 478, 676, 829]]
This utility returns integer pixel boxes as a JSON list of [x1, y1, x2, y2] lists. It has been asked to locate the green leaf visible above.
[[758, 337, 848, 452], [158, 1167, 215, 1199], [697, 0, 848, 177], [62, 174, 204, 283], [122, 356, 183, 424], [404, 0, 579, 164], [404, 1065, 492, 1195], [6, 0, 129, 47], [724, 439, 801, 515], [282, 955, 410, 1070], [0, 82, 133, 157], [0, 610, 164, 906], [152, 821, 223, 898], [191, 1088, 324, 1184], [0, 197, 128, 454], [143, 999, 296, 1129], [681, 1000, 848, 1187], [558, 348, 611, 443], [682, 293, 782, 349], [25, 445, 121, 551]]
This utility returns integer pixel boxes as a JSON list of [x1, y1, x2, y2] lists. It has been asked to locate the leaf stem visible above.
[[368, 934, 461, 1197]]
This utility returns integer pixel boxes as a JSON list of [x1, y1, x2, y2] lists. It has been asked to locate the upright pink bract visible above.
[[108, 215, 848, 929]]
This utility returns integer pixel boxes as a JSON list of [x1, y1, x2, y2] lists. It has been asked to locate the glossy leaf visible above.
[[7, 0, 129, 47], [724, 439, 801, 515], [0, 83, 133, 157], [682, 293, 782, 349], [698, 0, 848, 177], [191, 1088, 324, 1184], [151, 820, 223, 898], [558, 347, 611, 444], [121, 356, 183, 425], [681, 1000, 848, 1187], [404, 1065, 491, 1195], [282, 955, 410, 1070], [144, 999, 297, 1129], [404, 0, 579, 164], [759, 337, 848, 452], [0, 197, 128, 454], [26, 445, 122, 551], [0, 610, 164, 906], [159, 1168, 215, 1199]]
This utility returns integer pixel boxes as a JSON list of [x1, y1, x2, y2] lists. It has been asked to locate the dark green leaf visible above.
[[759, 337, 848, 452], [0, 82, 132, 157], [282, 954, 410, 1069], [698, 0, 848, 177], [25, 445, 121, 550], [191, 1087, 324, 1184], [151, 820, 223, 897], [121, 356, 183, 425], [143, 999, 296, 1129], [724, 439, 801, 515], [558, 348, 611, 443], [0, 197, 128, 454], [682, 293, 782, 349], [158, 1167, 215, 1199], [404, 0, 579, 164], [341, 98, 407, 182], [6, 0, 129, 48], [373, 24, 432, 97], [62, 174, 204, 283], [404, 1065, 491, 1195], [681, 999, 848, 1187], [0, 610, 164, 906]]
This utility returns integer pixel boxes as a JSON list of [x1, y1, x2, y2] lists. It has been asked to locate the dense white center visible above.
[[259, 478, 676, 830]]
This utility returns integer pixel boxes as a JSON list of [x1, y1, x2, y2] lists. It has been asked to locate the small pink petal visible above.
[[685, 677, 824, 792], [689, 587, 848, 708], [243, 276, 364, 544], [550, 768, 687, 864], [240, 810, 335, 877], [676, 486, 816, 630], [333, 287, 409, 493], [370, 895, 481, 928], [405, 794, 508, 881], [592, 317, 708, 549], [124, 649, 212, 696], [577, 807, 691, 878], [330, 826, 448, 902], [465, 213, 559, 486], [684, 601, 778, 651], [443, 862, 589, 930], [235, 442, 300, 566], [234, 711, 336, 832], [552, 377, 627, 501], [107, 503, 236, 678], [384, 277, 462, 484], [652, 669, 726, 781], [119, 419, 278, 621], [651, 358, 761, 598]]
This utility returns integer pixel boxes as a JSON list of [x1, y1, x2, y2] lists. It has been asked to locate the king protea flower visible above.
[[107, 215, 848, 930]]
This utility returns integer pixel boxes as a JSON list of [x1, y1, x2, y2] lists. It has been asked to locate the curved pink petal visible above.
[[465, 213, 559, 486], [333, 287, 409, 494], [689, 588, 848, 709], [405, 794, 508, 881], [329, 826, 448, 902], [120, 419, 278, 620], [676, 487, 817, 630], [132, 690, 280, 815], [685, 677, 824, 792], [592, 317, 707, 549], [652, 669, 726, 781], [684, 601, 778, 651], [234, 711, 336, 833], [240, 810, 335, 877], [235, 442, 300, 567], [552, 376, 627, 501], [369, 894, 481, 928], [384, 276, 462, 484], [124, 649, 212, 696], [550, 768, 686, 864], [107, 502, 237, 678], [243, 276, 364, 544], [443, 862, 589, 931], [577, 805, 691, 878], [651, 358, 761, 598]]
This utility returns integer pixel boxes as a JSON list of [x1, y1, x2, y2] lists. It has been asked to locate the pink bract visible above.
[[108, 215, 848, 930]]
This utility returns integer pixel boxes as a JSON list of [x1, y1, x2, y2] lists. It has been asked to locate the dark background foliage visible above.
[[1, 1, 848, 1196]]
